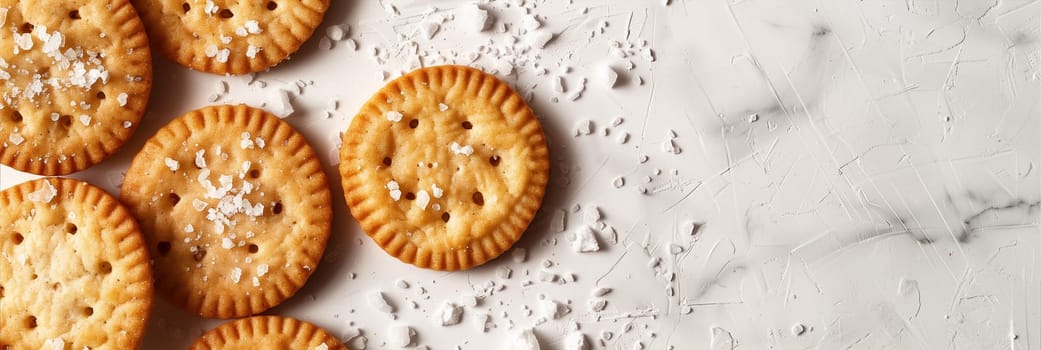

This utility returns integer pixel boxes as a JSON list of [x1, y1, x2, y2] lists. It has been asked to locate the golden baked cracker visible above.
[[339, 65, 550, 271], [0, 178, 153, 349], [0, 0, 152, 175], [120, 104, 332, 319], [132, 0, 329, 75], [190, 315, 347, 350]]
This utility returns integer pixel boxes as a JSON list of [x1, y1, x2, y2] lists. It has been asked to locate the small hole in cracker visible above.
[[0, 285, 4, 298], [182, 2, 190, 12], [489, 155, 501, 166], [168, 193, 181, 205], [83, 306, 93, 316], [441, 212, 451, 222], [192, 246, 207, 261], [157, 241, 171, 256], [30, 273, 37, 280], [272, 202, 283, 214], [69, 10, 80, 20], [461, 121, 473, 129], [472, 191, 485, 205], [25, 316, 36, 329], [248, 244, 259, 253], [96, 91, 105, 99], [18, 23, 33, 34], [59, 115, 72, 128], [249, 169, 261, 179], [266, 1, 278, 10], [98, 261, 112, 274], [409, 119, 419, 128], [382, 157, 392, 166], [51, 282, 60, 290], [65, 223, 77, 235], [11, 111, 22, 123], [218, 8, 234, 18], [405, 192, 416, 200], [12, 232, 23, 245]]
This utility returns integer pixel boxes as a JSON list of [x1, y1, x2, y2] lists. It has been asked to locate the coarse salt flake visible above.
[[386, 110, 403, 122], [27, 180, 57, 203], [164, 157, 180, 171], [449, 142, 474, 156]]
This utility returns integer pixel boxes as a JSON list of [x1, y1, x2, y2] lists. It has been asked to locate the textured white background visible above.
[[2, 0, 1039, 349]]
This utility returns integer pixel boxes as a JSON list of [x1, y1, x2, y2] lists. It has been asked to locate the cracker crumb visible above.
[[511, 328, 541, 350], [367, 290, 394, 314], [572, 226, 600, 253]]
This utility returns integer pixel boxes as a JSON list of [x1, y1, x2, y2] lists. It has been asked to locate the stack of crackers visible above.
[[0, 0, 548, 348]]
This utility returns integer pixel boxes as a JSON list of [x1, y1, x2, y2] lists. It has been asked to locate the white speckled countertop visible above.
[[3, 0, 1039, 349]]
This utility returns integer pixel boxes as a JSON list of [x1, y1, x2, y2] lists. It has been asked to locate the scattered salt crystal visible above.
[[521, 15, 542, 30], [553, 76, 566, 93], [510, 328, 541, 350], [385, 110, 404, 122], [271, 89, 294, 118], [439, 301, 463, 326], [230, 267, 242, 283], [387, 324, 414, 347], [612, 176, 625, 188], [438, 103, 449, 111], [791, 323, 806, 336], [538, 270, 559, 283], [512, 248, 528, 263], [463, 4, 491, 32], [583, 206, 601, 224], [221, 237, 234, 249], [367, 290, 394, 314], [588, 299, 607, 312], [457, 294, 478, 307], [552, 209, 567, 232], [419, 22, 440, 40], [564, 332, 589, 350], [257, 264, 269, 277], [474, 313, 491, 332], [215, 48, 230, 63], [431, 184, 444, 198], [395, 279, 409, 289], [43, 338, 64, 350], [603, 225, 618, 245], [318, 37, 332, 50], [497, 266, 512, 279], [344, 38, 358, 51], [601, 65, 619, 88], [540, 299, 571, 320], [573, 226, 600, 253], [27, 180, 57, 203], [669, 243, 684, 254], [574, 120, 592, 136], [529, 30, 554, 49], [326, 24, 348, 41], [616, 132, 629, 144], [592, 287, 612, 297], [244, 20, 262, 34], [79, 115, 91, 126]]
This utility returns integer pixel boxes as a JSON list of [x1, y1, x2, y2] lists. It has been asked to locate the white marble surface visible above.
[[2, 0, 1038, 349]]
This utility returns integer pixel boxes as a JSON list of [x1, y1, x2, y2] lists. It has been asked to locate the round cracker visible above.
[[132, 0, 329, 75], [339, 65, 550, 271], [120, 104, 332, 319], [190, 315, 347, 350], [0, 178, 153, 349], [0, 0, 152, 175]]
